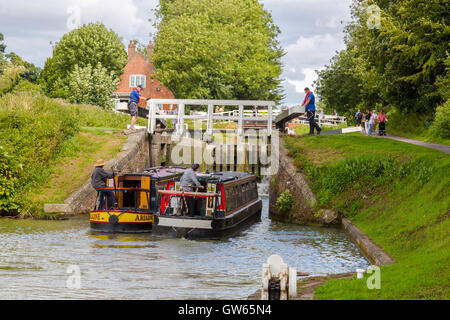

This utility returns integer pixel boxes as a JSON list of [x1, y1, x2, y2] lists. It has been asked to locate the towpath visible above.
[[379, 134, 450, 154]]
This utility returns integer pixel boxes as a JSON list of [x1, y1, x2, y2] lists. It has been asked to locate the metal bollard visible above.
[[261, 255, 297, 300], [356, 268, 365, 279]]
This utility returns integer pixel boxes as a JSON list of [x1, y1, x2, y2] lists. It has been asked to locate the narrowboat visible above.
[[90, 167, 186, 233], [153, 171, 262, 239]]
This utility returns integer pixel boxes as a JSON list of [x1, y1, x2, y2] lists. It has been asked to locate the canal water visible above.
[[0, 193, 369, 300]]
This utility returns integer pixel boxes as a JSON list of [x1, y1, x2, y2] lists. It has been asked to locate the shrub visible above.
[[0, 64, 26, 95], [66, 62, 119, 110], [429, 100, 450, 139], [0, 145, 22, 214], [12, 80, 43, 95], [276, 190, 295, 214]]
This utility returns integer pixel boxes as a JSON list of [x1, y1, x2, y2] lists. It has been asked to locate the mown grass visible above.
[[283, 133, 450, 299], [294, 123, 348, 135]]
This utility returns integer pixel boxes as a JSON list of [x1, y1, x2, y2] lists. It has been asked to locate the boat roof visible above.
[[196, 171, 255, 183], [120, 167, 254, 183], [123, 167, 187, 180]]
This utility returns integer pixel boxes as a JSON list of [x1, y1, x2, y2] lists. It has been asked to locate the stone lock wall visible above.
[[269, 138, 340, 226]]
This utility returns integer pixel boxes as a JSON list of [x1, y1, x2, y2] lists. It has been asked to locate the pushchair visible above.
[[378, 122, 386, 136]]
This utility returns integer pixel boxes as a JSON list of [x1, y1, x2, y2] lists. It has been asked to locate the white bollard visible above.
[[356, 268, 365, 279], [261, 255, 297, 300]]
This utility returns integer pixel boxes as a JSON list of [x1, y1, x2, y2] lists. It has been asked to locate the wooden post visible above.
[[149, 102, 156, 134], [267, 103, 273, 136], [238, 104, 244, 136], [207, 104, 214, 136], [178, 103, 185, 136]]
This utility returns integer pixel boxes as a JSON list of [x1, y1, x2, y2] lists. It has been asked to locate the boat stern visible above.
[[90, 210, 155, 233]]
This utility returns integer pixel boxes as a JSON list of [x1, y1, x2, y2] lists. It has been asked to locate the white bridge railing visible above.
[[147, 99, 276, 136], [295, 114, 347, 126]]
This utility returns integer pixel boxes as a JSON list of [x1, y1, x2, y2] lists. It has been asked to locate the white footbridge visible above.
[[114, 98, 347, 136]]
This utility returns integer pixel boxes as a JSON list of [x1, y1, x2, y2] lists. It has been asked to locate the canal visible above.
[[0, 193, 369, 299]]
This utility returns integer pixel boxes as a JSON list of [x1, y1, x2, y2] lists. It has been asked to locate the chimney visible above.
[[128, 40, 136, 61], [147, 41, 154, 60]]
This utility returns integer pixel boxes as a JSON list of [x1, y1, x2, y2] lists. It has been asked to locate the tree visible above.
[[0, 32, 5, 54], [0, 64, 26, 95], [0, 35, 40, 93], [152, 0, 285, 103], [66, 62, 119, 109], [0, 32, 5, 68], [5, 52, 41, 83], [348, 0, 448, 114], [132, 39, 149, 60], [37, 58, 62, 98], [52, 22, 127, 80], [315, 0, 449, 116], [315, 49, 364, 114]]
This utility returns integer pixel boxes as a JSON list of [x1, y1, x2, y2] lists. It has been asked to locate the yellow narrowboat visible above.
[[90, 167, 186, 233]]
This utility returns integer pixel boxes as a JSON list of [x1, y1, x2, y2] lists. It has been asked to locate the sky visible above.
[[0, 0, 353, 105]]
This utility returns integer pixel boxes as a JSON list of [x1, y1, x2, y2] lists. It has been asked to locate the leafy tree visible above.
[[436, 53, 450, 102], [0, 32, 5, 54], [315, 49, 364, 114], [66, 62, 119, 109], [52, 22, 127, 80], [315, 0, 449, 116], [5, 52, 41, 83], [37, 58, 61, 97], [0, 64, 26, 95], [132, 39, 149, 60], [152, 0, 285, 103], [0, 32, 5, 68]]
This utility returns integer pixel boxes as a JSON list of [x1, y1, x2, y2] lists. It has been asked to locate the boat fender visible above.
[[109, 214, 119, 225]]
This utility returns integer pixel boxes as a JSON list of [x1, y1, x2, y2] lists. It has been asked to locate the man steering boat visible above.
[[179, 163, 204, 216]]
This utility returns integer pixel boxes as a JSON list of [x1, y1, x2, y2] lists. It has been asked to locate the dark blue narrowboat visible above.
[[153, 172, 262, 239]]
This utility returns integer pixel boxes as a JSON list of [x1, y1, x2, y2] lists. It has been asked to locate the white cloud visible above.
[[285, 33, 345, 69], [0, 0, 352, 105], [287, 68, 318, 93], [261, 0, 352, 104], [0, 0, 157, 66]]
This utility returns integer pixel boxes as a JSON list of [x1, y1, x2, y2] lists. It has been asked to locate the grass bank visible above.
[[0, 91, 141, 217], [26, 127, 126, 218], [283, 133, 449, 299]]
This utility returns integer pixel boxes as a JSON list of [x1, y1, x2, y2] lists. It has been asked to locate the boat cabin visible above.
[[154, 171, 262, 239], [90, 166, 186, 233], [158, 172, 258, 218]]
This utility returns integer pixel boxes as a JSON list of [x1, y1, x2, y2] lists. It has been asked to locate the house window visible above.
[[130, 75, 146, 88]]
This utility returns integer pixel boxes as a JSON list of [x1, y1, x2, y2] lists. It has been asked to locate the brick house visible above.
[[114, 40, 175, 111]]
